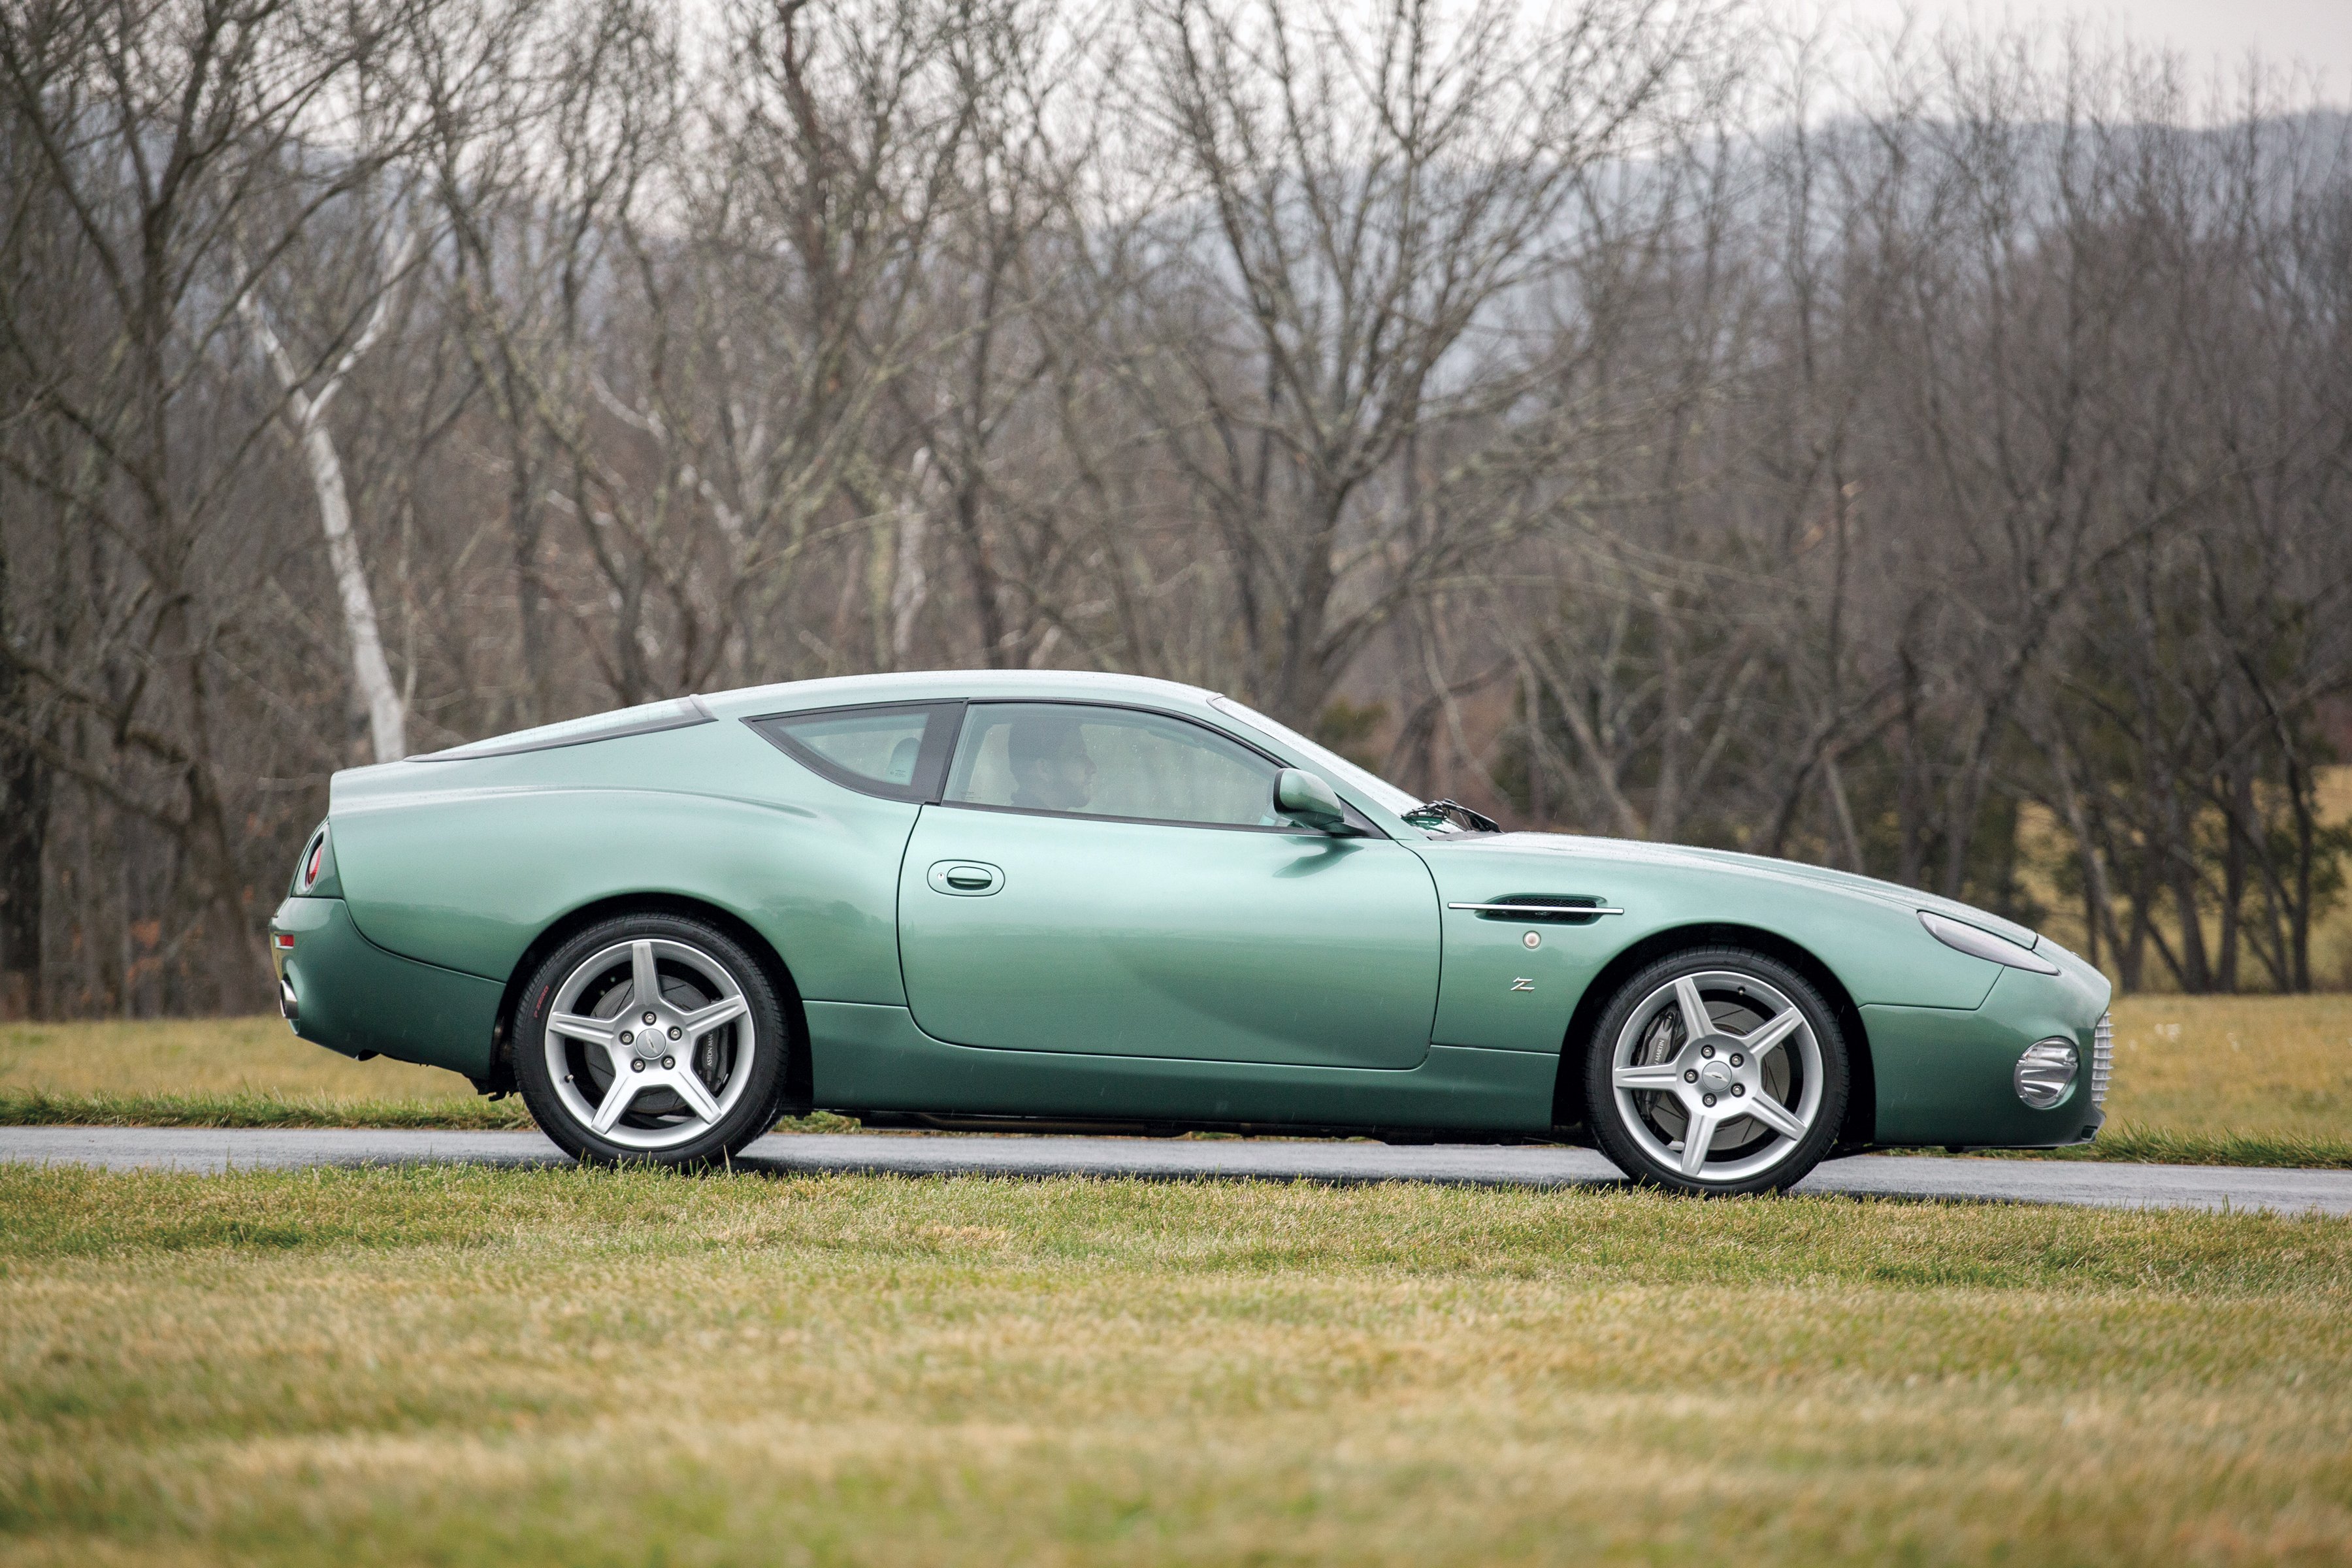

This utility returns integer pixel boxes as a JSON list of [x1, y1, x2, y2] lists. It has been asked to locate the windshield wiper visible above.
[[1401, 798, 1503, 834]]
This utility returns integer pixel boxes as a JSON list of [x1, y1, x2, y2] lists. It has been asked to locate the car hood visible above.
[[1435, 831, 2045, 949]]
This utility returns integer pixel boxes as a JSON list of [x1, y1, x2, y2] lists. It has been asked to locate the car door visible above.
[[896, 701, 1440, 1070]]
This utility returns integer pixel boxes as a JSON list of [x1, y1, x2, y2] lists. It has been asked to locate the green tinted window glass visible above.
[[945, 704, 1279, 828], [772, 709, 931, 789]]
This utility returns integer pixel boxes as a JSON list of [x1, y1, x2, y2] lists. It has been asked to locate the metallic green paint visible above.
[[1861, 952, 2112, 1145], [331, 719, 915, 1006], [1418, 834, 2006, 1013], [273, 895, 502, 1076], [808, 1001, 1558, 1131], [267, 669, 2115, 1149], [898, 807, 1439, 1069]]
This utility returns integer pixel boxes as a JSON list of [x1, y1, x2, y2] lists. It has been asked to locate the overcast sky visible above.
[[1779, 0, 2350, 93]]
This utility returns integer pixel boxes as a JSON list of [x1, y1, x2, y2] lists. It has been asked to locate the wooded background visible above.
[[4, 0, 2349, 1019]]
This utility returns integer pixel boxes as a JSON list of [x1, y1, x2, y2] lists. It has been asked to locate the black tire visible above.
[[1582, 946, 1848, 1196], [513, 913, 789, 1166]]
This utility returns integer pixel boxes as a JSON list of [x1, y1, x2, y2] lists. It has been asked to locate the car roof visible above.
[[699, 668, 1223, 719]]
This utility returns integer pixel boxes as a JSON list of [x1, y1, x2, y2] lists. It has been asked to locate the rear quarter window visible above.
[[747, 702, 962, 802]]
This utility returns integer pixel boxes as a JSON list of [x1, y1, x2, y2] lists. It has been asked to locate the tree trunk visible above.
[[889, 462, 931, 667], [299, 416, 407, 761], [0, 532, 47, 1019], [509, 434, 553, 727], [2217, 761, 2250, 992], [240, 259, 412, 761]]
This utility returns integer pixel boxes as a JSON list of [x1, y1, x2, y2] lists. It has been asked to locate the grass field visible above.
[[0, 1015, 478, 1099], [0, 1013, 530, 1130], [2002, 996, 2352, 1168], [4, 996, 2349, 1164], [1, 1164, 2348, 1567]]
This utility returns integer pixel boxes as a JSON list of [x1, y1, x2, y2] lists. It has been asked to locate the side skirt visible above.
[[807, 1000, 1560, 1137]]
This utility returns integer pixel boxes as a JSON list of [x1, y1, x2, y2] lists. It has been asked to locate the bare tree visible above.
[[0, 0, 438, 1007], [238, 220, 423, 760], [5, 3, 2349, 1014], [1103, 0, 1720, 724]]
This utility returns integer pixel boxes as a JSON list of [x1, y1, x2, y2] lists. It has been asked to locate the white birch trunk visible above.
[[239, 235, 414, 761], [887, 448, 934, 666], [297, 417, 405, 761]]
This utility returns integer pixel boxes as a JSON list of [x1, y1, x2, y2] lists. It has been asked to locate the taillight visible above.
[[295, 826, 329, 893], [274, 933, 297, 951]]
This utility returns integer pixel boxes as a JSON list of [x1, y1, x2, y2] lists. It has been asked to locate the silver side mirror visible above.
[[1274, 768, 1350, 834]]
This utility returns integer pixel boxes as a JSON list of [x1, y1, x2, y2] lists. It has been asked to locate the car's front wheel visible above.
[[514, 913, 787, 1166], [1582, 947, 1849, 1195]]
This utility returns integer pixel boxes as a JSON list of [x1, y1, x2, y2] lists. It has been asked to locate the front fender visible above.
[[1414, 838, 2001, 1054]]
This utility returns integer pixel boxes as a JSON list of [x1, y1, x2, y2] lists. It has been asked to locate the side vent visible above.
[[1445, 894, 1625, 925]]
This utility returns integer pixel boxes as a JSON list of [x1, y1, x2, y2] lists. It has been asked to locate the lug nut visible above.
[[620, 1030, 634, 1045], [1732, 1085, 1746, 1098], [1701, 1044, 1714, 1058], [661, 1056, 675, 1070], [668, 1026, 681, 1040], [1703, 1093, 1718, 1107], [1684, 1069, 1699, 1083], [643, 1011, 657, 1025], [631, 1059, 647, 1072]]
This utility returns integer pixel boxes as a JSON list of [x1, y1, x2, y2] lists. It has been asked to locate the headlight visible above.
[[1919, 910, 2058, 974], [2014, 1039, 2079, 1108]]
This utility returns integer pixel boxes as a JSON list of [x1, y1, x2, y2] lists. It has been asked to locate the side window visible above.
[[749, 703, 959, 802], [943, 703, 1281, 828]]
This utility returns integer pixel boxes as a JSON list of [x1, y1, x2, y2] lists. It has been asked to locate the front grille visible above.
[[2090, 1011, 2114, 1108]]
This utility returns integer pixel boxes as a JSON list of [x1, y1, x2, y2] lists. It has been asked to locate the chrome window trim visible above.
[[932, 798, 1348, 837], [745, 700, 964, 804], [409, 697, 714, 762], [939, 698, 1386, 838]]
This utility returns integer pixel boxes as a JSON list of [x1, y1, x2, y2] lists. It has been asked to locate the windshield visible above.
[[1207, 695, 1426, 820]]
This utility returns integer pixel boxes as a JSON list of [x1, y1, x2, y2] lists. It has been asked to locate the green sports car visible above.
[[269, 670, 2112, 1193]]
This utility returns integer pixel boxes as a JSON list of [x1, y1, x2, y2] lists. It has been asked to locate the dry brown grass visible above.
[[0, 1016, 475, 1100], [2105, 995, 2352, 1143], [1, 1164, 2349, 1567]]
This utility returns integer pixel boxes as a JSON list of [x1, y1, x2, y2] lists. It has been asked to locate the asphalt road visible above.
[[5, 1126, 2350, 1214]]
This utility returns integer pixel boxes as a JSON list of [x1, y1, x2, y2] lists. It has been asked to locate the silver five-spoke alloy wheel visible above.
[[543, 937, 758, 1152], [1607, 968, 1825, 1186]]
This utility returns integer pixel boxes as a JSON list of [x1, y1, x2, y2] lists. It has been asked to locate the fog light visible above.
[[2015, 1040, 2078, 1108]]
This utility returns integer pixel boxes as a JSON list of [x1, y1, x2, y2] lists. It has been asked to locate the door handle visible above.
[[927, 860, 1004, 896]]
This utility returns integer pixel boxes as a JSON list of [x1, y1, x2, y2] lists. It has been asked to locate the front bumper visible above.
[[269, 896, 504, 1079], [1863, 955, 2114, 1149]]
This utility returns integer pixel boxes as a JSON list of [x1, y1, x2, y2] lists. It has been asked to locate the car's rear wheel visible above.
[[1582, 947, 1848, 1196], [514, 913, 787, 1166]]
